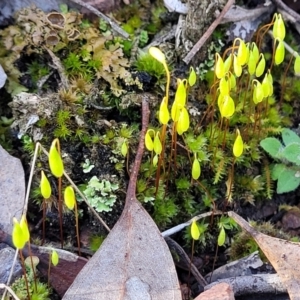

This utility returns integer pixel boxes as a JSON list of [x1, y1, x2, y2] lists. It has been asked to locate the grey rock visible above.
[[0, 247, 22, 284]]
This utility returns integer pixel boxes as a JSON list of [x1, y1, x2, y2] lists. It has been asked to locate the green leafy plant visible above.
[[260, 128, 300, 193]]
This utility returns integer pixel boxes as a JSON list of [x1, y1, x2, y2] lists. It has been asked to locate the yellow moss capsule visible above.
[[171, 102, 180, 122], [248, 51, 257, 75], [262, 74, 270, 97], [188, 67, 197, 87], [251, 42, 260, 64], [145, 129, 154, 151], [20, 215, 30, 243], [192, 155, 201, 180], [229, 73, 236, 91], [191, 220, 200, 240], [255, 53, 266, 77], [64, 186, 75, 210], [12, 218, 26, 250], [219, 77, 229, 96], [49, 139, 64, 178], [273, 14, 279, 38], [245, 42, 250, 64], [172, 80, 187, 122], [267, 70, 274, 96], [219, 95, 235, 119], [174, 79, 187, 107], [274, 39, 285, 65], [215, 53, 225, 79], [253, 80, 264, 104], [273, 13, 285, 41], [40, 170, 51, 199], [153, 154, 158, 167], [233, 129, 244, 158], [121, 140, 128, 157], [177, 107, 190, 135], [233, 55, 242, 77], [159, 97, 170, 125], [237, 39, 248, 66], [51, 250, 59, 266], [218, 226, 226, 246], [153, 132, 162, 155], [217, 93, 224, 108], [224, 54, 233, 73], [149, 46, 166, 64], [294, 55, 300, 76]]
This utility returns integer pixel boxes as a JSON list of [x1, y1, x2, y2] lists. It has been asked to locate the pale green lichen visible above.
[[81, 176, 119, 212]]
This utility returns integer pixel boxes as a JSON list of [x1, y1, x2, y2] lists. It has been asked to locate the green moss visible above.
[[9, 265, 51, 300], [20, 135, 35, 155], [27, 61, 50, 84], [134, 52, 166, 82], [56, 110, 71, 126], [53, 124, 72, 139], [229, 221, 296, 261], [89, 235, 106, 252]]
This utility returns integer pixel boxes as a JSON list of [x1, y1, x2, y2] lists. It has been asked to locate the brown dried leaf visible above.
[[63, 99, 181, 300], [228, 211, 300, 300]]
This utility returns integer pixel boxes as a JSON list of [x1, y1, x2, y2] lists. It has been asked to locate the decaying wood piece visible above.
[[205, 273, 287, 296], [205, 251, 263, 283], [220, 4, 275, 24], [183, 0, 234, 64], [228, 211, 300, 300], [63, 97, 181, 299]]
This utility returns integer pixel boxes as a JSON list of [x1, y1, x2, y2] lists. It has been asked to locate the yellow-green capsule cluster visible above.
[[145, 50, 197, 178], [273, 13, 286, 66], [145, 129, 162, 167], [215, 53, 237, 119], [171, 79, 190, 135]]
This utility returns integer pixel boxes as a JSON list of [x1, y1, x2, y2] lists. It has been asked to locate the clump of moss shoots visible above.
[[136, 13, 300, 230]]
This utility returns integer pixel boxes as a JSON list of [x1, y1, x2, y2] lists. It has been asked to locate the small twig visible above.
[[165, 237, 207, 288], [125, 95, 150, 204], [272, 0, 300, 22], [0, 283, 20, 300], [161, 210, 223, 237], [183, 0, 235, 64], [68, 0, 129, 39]]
